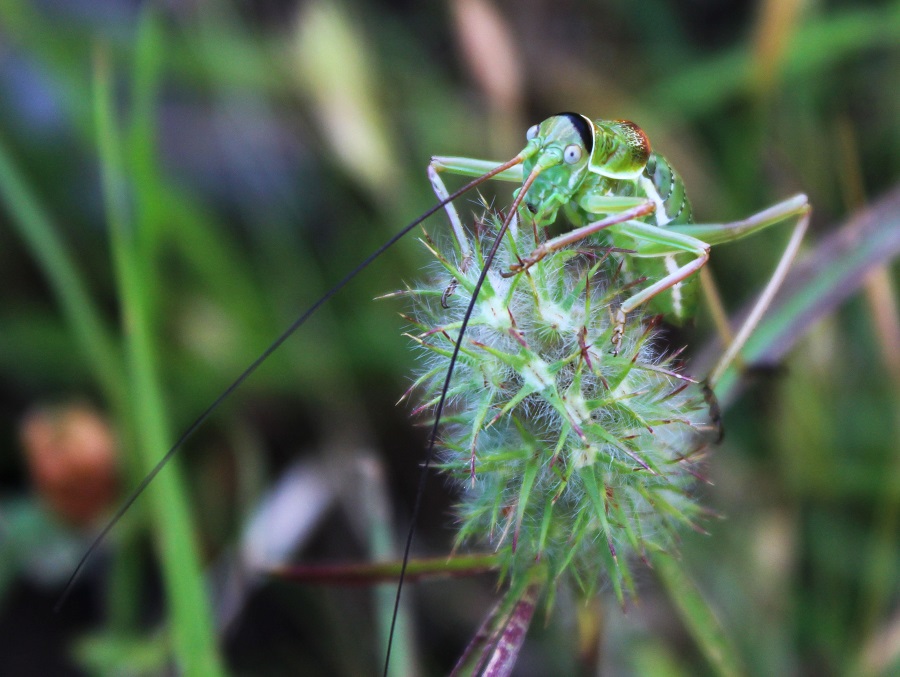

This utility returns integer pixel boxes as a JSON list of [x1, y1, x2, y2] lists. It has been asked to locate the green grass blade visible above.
[[93, 44, 226, 677], [650, 550, 744, 677], [0, 136, 124, 405], [357, 456, 417, 677]]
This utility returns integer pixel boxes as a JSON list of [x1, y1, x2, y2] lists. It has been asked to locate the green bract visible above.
[[401, 209, 715, 604]]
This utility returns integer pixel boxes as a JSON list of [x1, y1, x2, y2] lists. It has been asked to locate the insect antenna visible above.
[[55, 155, 526, 613], [383, 163, 544, 676]]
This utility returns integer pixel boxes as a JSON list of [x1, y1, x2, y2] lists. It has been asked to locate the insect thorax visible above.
[[569, 151, 693, 229]]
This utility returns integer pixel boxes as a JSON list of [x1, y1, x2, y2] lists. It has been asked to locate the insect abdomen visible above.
[[644, 153, 693, 226], [637, 152, 699, 323]]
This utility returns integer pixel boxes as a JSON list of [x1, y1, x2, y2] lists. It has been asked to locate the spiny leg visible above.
[[431, 155, 526, 182], [428, 155, 525, 285], [705, 199, 810, 388], [428, 161, 472, 263], [667, 194, 808, 246], [664, 194, 811, 387]]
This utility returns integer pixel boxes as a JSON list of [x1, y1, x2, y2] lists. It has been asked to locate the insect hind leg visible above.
[[705, 199, 810, 389]]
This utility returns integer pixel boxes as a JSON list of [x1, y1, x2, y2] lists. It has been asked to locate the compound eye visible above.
[[563, 144, 583, 164], [526, 124, 539, 141]]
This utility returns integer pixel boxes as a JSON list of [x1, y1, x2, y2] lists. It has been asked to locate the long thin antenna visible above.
[[382, 163, 543, 676], [55, 156, 527, 612]]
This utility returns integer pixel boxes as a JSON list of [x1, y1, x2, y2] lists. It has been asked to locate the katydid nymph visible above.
[[60, 112, 809, 673], [428, 112, 809, 379]]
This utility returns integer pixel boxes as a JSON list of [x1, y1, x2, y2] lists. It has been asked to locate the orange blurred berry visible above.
[[20, 402, 119, 528]]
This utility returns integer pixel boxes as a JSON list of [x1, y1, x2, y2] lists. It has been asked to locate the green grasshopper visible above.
[[428, 112, 810, 384]]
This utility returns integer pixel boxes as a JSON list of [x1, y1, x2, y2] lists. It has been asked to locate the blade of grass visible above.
[[650, 550, 744, 677], [126, 8, 278, 354], [358, 455, 416, 677], [835, 118, 900, 675], [93, 44, 225, 676], [0, 18, 151, 643], [0, 136, 124, 405]]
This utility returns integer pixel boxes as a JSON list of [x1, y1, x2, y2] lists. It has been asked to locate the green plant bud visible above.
[[398, 209, 715, 604]]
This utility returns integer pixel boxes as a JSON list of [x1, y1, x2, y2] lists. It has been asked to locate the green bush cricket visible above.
[[428, 113, 809, 378]]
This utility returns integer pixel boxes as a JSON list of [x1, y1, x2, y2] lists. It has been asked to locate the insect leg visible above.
[[429, 156, 524, 283], [667, 194, 809, 246], [702, 199, 811, 388], [607, 222, 712, 354], [428, 161, 474, 262], [666, 194, 811, 387], [430, 155, 526, 182], [428, 157, 522, 308]]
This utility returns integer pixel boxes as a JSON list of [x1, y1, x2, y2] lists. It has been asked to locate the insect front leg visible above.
[[429, 156, 524, 261]]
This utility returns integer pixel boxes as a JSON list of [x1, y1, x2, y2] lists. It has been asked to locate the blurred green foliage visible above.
[[0, 0, 897, 675]]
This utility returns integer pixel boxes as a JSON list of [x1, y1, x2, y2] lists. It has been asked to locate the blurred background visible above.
[[0, 0, 897, 675]]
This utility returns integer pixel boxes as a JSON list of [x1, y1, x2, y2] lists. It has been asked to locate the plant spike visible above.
[[397, 202, 717, 671], [385, 112, 810, 673]]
